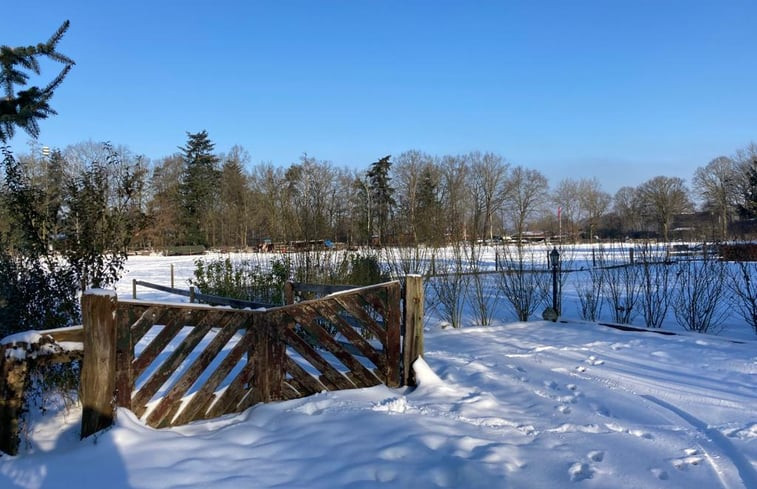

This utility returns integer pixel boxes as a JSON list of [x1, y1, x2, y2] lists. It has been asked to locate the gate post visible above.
[[80, 290, 118, 439], [403, 274, 424, 386]]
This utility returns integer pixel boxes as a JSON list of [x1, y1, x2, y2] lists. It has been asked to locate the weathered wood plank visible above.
[[144, 311, 234, 426], [36, 326, 84, 343], [402, 275, 424, 386], [250, 313, 285, 404], [318, 300, 386, 371], [280, 326, 355, 391], [384, 281, 402, 387], [80, 292, 118, 439], [131, 312, 184, 381], [127, 305, 168, 346], [284, 355, 328, 396], [148, 313, 247, 427], [173, 331, 253, 425], [115, 306, 136, 409], [361, 287, 389, 318], [280, 382, 300, 400], [0, 352, 29, 455], [205, 360, 255, 419], [133, 317, 215, 421], [286, 305, 382, 388], [333, 295, 387, 346]]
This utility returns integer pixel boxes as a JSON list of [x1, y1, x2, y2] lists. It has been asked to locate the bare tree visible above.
[[439, 155, 470, 241], [393, 150, 434, 244], [579, 178, 611, 241], [613, 186, 643, 237], [249, 162, 286, 242], [552, 179, 582, 241], [503, 166, 548, 241], [219, 145, 252, 248], [636, 176, 693, 242], [692, 156, 740, 241], [469, 152, 509, 241]]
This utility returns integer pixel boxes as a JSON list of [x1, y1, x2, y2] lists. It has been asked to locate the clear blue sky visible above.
[[3, 1, 756, 193]]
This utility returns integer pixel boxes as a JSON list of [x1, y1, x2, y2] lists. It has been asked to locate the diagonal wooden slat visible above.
[[172, 330, 253, 425], [205, 361, 255, 419], [131, 313, 185, 381], [286, 304, 382, 387], [280, 326, 355, 391], [283, 354, 328, 396], [132, 315, 215, 419], [318, 300, 386, 372], [144, 311, 241, 427], [130, 306, 171, 346], [361, 287, 389, 318], [333, 295, 387, 346]]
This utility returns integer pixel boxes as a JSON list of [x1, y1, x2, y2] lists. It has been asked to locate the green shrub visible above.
[[190, 256, 290, 306]]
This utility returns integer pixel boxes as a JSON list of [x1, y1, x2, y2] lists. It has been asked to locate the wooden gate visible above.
[[78, 277, 423, 435]]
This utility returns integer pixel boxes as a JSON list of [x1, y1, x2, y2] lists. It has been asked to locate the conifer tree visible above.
[[0, 21, 74, 142], [179, 130, 220, 246], [367, 155, 395, 245], [738, 159, 757, 219]]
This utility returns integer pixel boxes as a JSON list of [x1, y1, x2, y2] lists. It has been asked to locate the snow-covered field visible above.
[[1, 251, 756, 489]]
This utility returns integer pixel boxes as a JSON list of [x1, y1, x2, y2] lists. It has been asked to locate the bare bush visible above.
[[466, 242, 499, 326], [727, 261, 757, 335], [671, 256, 729, 334], [601, 246, 641, 324], [576, 265, 604, 321], [496, 244, 549, 321], [428, 244, 470, 328], [637, 243, 673, 328]]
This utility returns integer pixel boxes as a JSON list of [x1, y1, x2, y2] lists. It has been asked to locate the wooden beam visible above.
[[402, 275, 424, 387], [80, 290, 118, 439]]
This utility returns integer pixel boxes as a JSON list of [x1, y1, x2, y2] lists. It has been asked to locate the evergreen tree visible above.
[[0, 21, 74, 142], [367, 155, 395, 245], [178, 130, 220, 246], [416, 165, 443, 244], [738, 159, 757, 219]]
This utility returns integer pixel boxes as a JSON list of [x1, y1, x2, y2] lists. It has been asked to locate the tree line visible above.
[[5, 132, 756, 252]]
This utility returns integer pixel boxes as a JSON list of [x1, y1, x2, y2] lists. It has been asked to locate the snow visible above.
[[1, 250, 756, 489]]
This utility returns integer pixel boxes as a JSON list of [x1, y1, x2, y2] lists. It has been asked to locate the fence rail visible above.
[[133, 279, 274, 309]]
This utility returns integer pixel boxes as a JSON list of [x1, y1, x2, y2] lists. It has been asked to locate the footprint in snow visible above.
[[585, 355, 604, 366], [588, 450, 604, 462], [557, 404, 571, 414], [671, 448, 704, 470], [568, 462, 594, 482]]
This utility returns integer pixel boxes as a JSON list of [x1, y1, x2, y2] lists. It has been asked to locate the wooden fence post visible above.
[[283, 281, 294, 305], [80, 290, 118, 439], [0, 348, 30, 455], [403, 274, 424, 386], [132, 279, 137, 299], [251, 312, 284, 403], [171, 263, 175, 289]]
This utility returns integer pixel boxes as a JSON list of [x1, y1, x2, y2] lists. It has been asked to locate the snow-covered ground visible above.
[[1, 251, 756, 489]]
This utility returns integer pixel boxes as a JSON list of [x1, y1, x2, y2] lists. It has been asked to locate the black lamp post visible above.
[[550, 246, 560, 315]]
